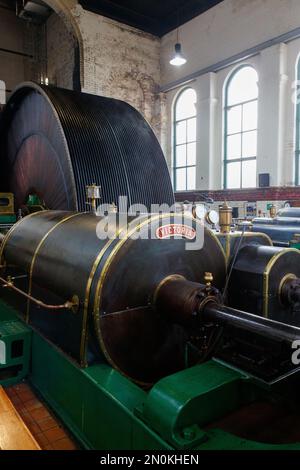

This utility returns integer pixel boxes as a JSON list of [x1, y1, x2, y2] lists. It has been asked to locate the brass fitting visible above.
[[0, 193, 14, 216], [86, 184, 101, 214], [219, 201, 232, 233], [6, 276, 14, 287], [269, 204, 276, 218], [204, 272, 213, 288], [67, 295, 80, 314]]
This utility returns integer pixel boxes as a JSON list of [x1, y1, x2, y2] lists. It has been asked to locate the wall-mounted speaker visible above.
[[259, 173, 270, 188]]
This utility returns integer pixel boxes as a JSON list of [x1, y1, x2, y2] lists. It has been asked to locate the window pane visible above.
[[176, 121, 186, 145], [187, 167, 196, 190], [175, 88, 197, 121], [243, 101, 257, 131], [227, 67, 258, 106], [242, 130, 257, 158], [176, 168, 186, 191], [187, 142, 196, 166], [227, 161, 241, 189], [242, 159, 256, 188], [227, 105, 242, 134], [227, 134, 241, 159], [187, 118, 196, 142], [175, 145, 186, 167]]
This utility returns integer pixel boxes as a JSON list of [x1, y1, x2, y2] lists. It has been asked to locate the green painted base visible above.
[[0, 215, 16, 225], [0, 299, 300, 450], [290, 242, 300, 250], [0, 302, 31, 386], [30, 333, 169, 450], [29, 333, 300, 450]]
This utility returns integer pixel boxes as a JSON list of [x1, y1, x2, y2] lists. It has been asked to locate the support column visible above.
[[257, 43, 288, 187], [194, 72, 218, 190]]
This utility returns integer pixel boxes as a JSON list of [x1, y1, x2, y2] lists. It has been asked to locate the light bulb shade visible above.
[[170, 43, 187, 66]]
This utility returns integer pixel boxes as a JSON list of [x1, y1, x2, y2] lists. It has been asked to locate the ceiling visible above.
[[79, 0, 224, 37]]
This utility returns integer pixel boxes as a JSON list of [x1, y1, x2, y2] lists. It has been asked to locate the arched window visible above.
[[295, 57, 300, 185], [173, 88, 197, 191], [224, 66, 258, 189]]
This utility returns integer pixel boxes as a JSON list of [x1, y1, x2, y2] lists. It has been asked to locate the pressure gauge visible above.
[[206, 210, 219, 226], [192, 204, 206, 220]]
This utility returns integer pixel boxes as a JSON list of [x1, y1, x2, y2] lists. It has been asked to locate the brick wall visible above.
[[175, 187, 300, 203], [47, 13, 77, 90], [75, 7, 165, 143]]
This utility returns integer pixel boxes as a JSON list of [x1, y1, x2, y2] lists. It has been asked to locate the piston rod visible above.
[[202, 302, 300, 346], [155, 276, 300, 347]]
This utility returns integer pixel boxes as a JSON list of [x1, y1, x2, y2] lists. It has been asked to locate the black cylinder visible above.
[[0, 210, 227, 385], [228, 244, 300, 323]]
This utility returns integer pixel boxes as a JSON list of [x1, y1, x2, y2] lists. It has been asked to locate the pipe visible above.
[[0, 47, 33, 59], [0, 275, 77, 311]]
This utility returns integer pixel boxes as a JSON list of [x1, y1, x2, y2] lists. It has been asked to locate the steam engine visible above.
[[1, 83, 300, 449]]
